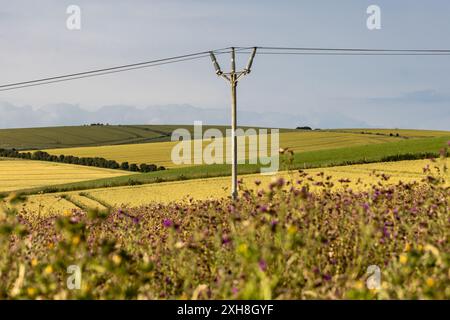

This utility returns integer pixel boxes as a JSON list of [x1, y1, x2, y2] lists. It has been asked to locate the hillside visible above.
[[0, 159, 131, 192], [10, 134, 449, 195], [42, 131, 400, 168], [0, 124, 295, 150]]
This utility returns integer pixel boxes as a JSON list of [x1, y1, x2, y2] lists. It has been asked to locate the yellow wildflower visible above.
[[287, 225, 297, 235], [112, 254, 122, 265], [404, 243, 411, 252], [237, 243, 248, 255], [354, 281, 364, 290], [399, 254, 408, 265], [72, 236, 80, 246], [426, 277, 435, 288], [44, 265, 53, 275], [27, 287, 37, 297]]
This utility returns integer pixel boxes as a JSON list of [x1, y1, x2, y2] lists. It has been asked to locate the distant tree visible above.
[[0, 147, 160, 173], [129, 164, 139, 172], [139, 163, 157, 172], [120, 162, 129, 170], [296, 126, 313, 130]]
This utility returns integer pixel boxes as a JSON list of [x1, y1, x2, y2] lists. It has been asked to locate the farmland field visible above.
[[333, 128, 450, 138], [0, 159, 131, 192], [42, 131, 400, 168], [0, 126, 449, 300], [12, 133, 448, 195], [15, 158, 448, 216], [2, 157, 448, 299], [0, 124, 292, 150]]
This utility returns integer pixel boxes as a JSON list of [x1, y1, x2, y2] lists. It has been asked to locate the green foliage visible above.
[[0, 148, 164, 174]]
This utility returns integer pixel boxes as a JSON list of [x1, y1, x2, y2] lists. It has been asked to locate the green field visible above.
[[12, 134, 449, 195], [42, 131, 400, 168], [0, 124, 294, 150], [332, 128, 450, 138]]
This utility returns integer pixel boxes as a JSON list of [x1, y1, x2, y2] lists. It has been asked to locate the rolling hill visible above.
[[0, 124, 294, 150], [0, 159, 132, 192], [42, 130, 400, 168]]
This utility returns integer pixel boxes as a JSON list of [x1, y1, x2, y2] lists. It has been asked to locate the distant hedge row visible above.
[[0, 149, 166, 173]]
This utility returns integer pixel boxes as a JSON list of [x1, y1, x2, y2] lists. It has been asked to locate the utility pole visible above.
[[210, 47, 257, 200]]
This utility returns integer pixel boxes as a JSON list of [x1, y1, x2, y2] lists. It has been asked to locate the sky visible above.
[[0, 0, 449, 130]]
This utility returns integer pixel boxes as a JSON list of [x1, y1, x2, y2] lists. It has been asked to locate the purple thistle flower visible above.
[[270, 219, 278, 232], [382, 226, 390, 238], [163, 219, 173, 228], [132, 217, 140, 225], [322, 274, 332, 281], [221, 234, 232, 245], [277, 177, 285, 187], [258, 259, 268, 272]]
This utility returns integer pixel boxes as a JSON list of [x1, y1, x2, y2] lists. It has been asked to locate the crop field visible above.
[[0, 160, 131, 192], [42, 131, 401, 168], [13, 134, 448, 195], [1, 157, 448, 299], [0, 126, 448, 300], [0, 124, 290, 150], [15, 159, 448, 216], [333, 128, 450, 138]]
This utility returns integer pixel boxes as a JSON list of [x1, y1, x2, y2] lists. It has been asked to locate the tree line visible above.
[[0, 149, 166, 173]]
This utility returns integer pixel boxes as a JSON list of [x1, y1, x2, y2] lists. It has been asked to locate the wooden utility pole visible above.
[[209, 47, 257, 200]]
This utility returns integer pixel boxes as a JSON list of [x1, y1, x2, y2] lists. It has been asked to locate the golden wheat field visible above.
[[42, 131, 398, 168], [15, 159, 448, 217], [0, 159, 131, 192]]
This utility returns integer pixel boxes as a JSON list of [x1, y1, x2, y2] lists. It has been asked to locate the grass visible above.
[[14, 135, 449, 195], [1, 124, 293, 150], [42, 131, 400, 168], [0, 160, 132, 192]]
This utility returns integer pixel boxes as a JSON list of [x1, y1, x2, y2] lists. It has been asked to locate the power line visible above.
[[0, 53, 216, 92], [252, 46, 450, 53], [1, 45, 450, 92], [237, 51, 450, 56], [0, 47, 232, 91]]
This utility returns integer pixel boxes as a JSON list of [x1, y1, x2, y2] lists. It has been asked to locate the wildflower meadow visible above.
[[0, 156, 448, 300]]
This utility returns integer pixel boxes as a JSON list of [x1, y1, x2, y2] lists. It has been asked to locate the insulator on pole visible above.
[[244, 47, 257, 74], [231, 47, 236, 73], [209, 52, 223, 75]]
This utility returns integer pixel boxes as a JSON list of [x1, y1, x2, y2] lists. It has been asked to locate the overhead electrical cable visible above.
[[1, 45, 450, 92], [0, 47, 233, 91]]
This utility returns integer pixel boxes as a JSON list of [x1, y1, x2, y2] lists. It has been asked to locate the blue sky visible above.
[[0, 0, 449, 129]]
